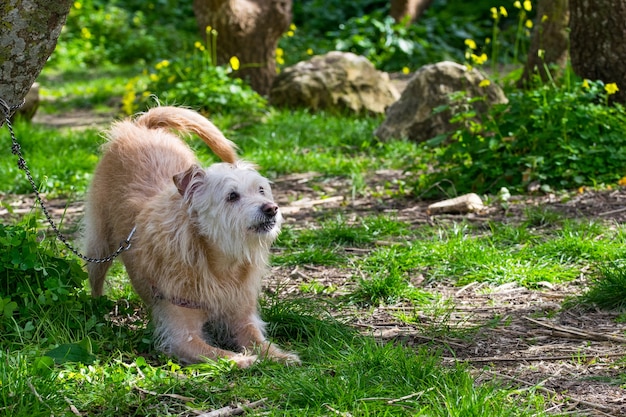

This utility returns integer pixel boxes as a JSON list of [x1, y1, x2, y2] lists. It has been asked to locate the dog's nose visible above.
[[261, 202, 278, 217]]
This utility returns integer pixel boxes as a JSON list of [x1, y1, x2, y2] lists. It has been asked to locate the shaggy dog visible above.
[[82, 106, 299, 368]]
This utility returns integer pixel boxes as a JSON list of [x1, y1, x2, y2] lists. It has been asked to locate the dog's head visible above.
[[173, 161, 282, 260]]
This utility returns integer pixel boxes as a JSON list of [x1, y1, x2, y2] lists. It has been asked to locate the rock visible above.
[[427, 193, 485, 214], [269, 51, 399, 115], [374, 61, 507, 143]]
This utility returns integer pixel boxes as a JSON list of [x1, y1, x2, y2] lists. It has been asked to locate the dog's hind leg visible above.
[[82, 213, 114, 297]]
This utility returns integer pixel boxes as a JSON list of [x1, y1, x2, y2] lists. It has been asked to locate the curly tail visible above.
[[134, 106, 237, 163]]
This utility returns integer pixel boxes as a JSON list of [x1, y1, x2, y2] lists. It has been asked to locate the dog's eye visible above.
[[259, 186, 265, 195], [227, 191, 240, 202]]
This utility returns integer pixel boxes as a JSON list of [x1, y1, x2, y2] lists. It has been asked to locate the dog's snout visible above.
[[261, 202, 278, 217]]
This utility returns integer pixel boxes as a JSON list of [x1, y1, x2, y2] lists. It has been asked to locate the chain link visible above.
[[1, 97, 135, 263]]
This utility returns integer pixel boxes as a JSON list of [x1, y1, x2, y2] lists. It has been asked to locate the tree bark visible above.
[[570, 0, 626, 103], [519, 0, 569, 87], [192, 0, 292, 96], [0, 0, 72, 121], [390, 0, 434, 25]]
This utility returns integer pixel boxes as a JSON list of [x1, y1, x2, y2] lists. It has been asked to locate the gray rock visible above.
[[375, 61, 508, 142], [269, 51, 399, 115]]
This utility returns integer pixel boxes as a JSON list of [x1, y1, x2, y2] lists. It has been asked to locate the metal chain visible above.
[[0, 97, 135, 263]]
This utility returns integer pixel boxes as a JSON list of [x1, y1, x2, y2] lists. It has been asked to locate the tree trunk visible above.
[[192, 0, 292, 96], [570, 0, 626, 103], [518, 0, 569, 87], [390, 0, 434, 25], [0, 0, 72, 121]]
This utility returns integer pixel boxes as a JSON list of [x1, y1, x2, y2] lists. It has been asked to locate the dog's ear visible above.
[[173, 164, 205, 198]]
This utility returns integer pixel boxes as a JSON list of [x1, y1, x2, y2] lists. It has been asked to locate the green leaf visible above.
[[45, 338, 96, 365]]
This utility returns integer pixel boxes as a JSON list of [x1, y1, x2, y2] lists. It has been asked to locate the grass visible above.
[[0, 298, 550, 416]]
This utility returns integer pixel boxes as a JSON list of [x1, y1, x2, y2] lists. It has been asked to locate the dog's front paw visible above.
[[230, 354, 258, 369], [279, 352, 301, 366], [268, 350, 301, 366]]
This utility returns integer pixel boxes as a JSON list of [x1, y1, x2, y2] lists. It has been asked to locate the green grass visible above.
[[0, 297, 549, 417], [577, 261, 626, 310]]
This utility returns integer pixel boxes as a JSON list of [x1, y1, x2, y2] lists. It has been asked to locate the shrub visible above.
[[50, 0, 196, 68], [128, 40, 267, 117], [423, 79, 626, 195], [0, 217, 88, 332]]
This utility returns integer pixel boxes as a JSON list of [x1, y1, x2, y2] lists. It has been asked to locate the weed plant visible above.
[[577, 261, 626, 310], [426, 79, 626, 195]]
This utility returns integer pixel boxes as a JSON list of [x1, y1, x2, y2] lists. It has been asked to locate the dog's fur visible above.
[[82, 106, 299, 367]]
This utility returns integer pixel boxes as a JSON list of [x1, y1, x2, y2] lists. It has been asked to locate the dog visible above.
[[82, 106, 299, 368]]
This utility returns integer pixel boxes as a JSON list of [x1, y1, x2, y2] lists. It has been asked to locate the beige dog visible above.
[[82, 106, 299, 368]]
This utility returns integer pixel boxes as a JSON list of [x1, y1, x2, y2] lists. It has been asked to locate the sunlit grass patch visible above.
[[0, 121, 101, 195]]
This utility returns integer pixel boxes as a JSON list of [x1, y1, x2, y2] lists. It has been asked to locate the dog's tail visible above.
[[134, 106, 237, 163]]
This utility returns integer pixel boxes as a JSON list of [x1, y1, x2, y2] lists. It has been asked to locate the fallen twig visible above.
[[64, 396, 82, 416], [524, 316, 626, 343], [323, 404, 353, 417], [133, 385, 195, 402], [196, 398, 267, 417], [450, 351, 626, 363]]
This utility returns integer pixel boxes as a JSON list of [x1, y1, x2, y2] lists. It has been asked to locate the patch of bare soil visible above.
[[267, 172, 626, 416], [2, 167, 626, 416]]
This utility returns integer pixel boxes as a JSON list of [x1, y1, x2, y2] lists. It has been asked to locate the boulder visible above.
[[374, 61, 507, 142], [269, 51, 399, 115]]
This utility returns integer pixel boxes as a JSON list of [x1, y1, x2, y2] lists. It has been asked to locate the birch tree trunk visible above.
[[0, 0, 72, 121]]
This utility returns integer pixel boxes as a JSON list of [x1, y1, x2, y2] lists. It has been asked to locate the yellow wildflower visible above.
[[289, 23, 297, 31], [205, 25, 212, 33], [525, 19, 533, 29], [402, 67, 410, 75], [306, 48, 314, 55], [582, 79, 590, 89], [155, 60, 170, 70], [276, 48, 284, 57], [605, 83, 619, 95], [479, 79, 491, 88], [471, 53, 488, 65], [513, 1, 521, 8], [523, 0, 532, 11], [618, 176, 626, 186], [194, 41, 204, 51], [499, 6, 508, 17], [276, 56, 285, 65], [464, 39, 477, 50], [74, 1, 82, 9], [541, 14, 549, 22], [287, 30, 295, 37], [81, 27, 92, 40], [229, 56, 240, 71], [149, 73, 159, 82], [490, 7, 498, 19]]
